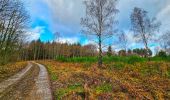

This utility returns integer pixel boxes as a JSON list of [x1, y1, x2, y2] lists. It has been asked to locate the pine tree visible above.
[[107, 46, 112, 57]]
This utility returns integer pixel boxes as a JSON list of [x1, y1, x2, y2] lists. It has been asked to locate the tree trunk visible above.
[[144, 42, 151, 61], [146, 46, 151, 61], [98, 36, 102, 68]]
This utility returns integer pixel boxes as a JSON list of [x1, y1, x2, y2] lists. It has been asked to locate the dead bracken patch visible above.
[[39, 60, 170, 100]]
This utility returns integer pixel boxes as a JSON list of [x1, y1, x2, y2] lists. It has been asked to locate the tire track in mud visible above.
[[29, 63, 53, 100], [0, 63, 39, 100], [0, 62, 33, 98], [0, 62, 53, 100]]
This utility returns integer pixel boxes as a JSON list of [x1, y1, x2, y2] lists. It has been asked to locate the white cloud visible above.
[[26, 26, 45, 41], [26, 0, 170, 50], [56, 37, 80, 44], [116, 30, 140, 49], [83, 39, 98, 46]]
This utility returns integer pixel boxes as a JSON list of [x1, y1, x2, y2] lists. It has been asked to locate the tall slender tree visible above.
[[118, 31, 128, 52], [81, 0, 118, 67], [107, 45, 112, 57], [53, 32, 61, 59], [131, 7, 160, 58], [160, 31, 170, 54]]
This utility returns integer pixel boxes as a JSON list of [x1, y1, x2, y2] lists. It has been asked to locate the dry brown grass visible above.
[[0, 62, 27, 82], [39, 60, 170, 100]]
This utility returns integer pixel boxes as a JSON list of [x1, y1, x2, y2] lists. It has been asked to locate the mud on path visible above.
[[27, 63, 53, 100], [0, 63, 33, 97], [0, 63, 39, 100], [0, 62, 53, 100]]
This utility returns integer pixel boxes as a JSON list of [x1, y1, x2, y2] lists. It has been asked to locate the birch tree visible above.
[[160, 31, 170, 54], [81, 0, 118, 67], [118, 31, 128, 52], [131, 7, 160, 58]]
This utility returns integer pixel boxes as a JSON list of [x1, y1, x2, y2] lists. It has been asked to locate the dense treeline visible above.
[[19, 39, 97, 61], [118, 49, 152, 57], [18, 39, 159, 61], [0, 0, 170, 66]]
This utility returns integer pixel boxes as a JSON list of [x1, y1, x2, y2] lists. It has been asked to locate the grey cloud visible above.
[[41, 0, 170, 33], [37, 0, 170, 45], [157, 4, 170, 32], [43, 0, 85, 33], [118, 0, 170, 29]]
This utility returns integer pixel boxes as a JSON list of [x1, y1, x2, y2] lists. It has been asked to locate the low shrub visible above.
[[127, 56, 146, 64], [56, 55, 170, 63], [167, 70, 170, 78], [157, 51, 167, 58], [56, 56, 97, 63]]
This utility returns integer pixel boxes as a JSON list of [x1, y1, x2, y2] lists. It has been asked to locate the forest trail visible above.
[[0, 62, 53, 100]]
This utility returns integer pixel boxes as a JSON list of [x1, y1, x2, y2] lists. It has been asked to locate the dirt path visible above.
[[27, 63, 53, 100], [0, 62, 53, 100], [0, 62, 32, 97]]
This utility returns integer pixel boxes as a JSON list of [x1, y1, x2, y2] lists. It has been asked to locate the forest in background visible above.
[[0, 0, 170, 99], [0, 0, 170, 66]]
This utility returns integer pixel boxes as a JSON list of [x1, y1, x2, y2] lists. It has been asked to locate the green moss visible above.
[[167, 70, 170, 78], [47, 66, 58, 81], [56, 88, 69, 99], [51, 74, 58, 81], [68, 83, 82, 90], [56, 83, 84, 99], [95, 83, 112, 94]]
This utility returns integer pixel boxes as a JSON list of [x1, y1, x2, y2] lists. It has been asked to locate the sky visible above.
[[25, 0, 170, 51]]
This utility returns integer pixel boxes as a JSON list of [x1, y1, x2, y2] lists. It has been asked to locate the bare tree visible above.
[[131, 7, 160, 58], [53, 32, 61, 59], [118, 31, 128, 52], [160, 31, 170, 55], [0, 0, 29, 64], [54, 32, 61, 42], [81, 0, 118, 67]]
